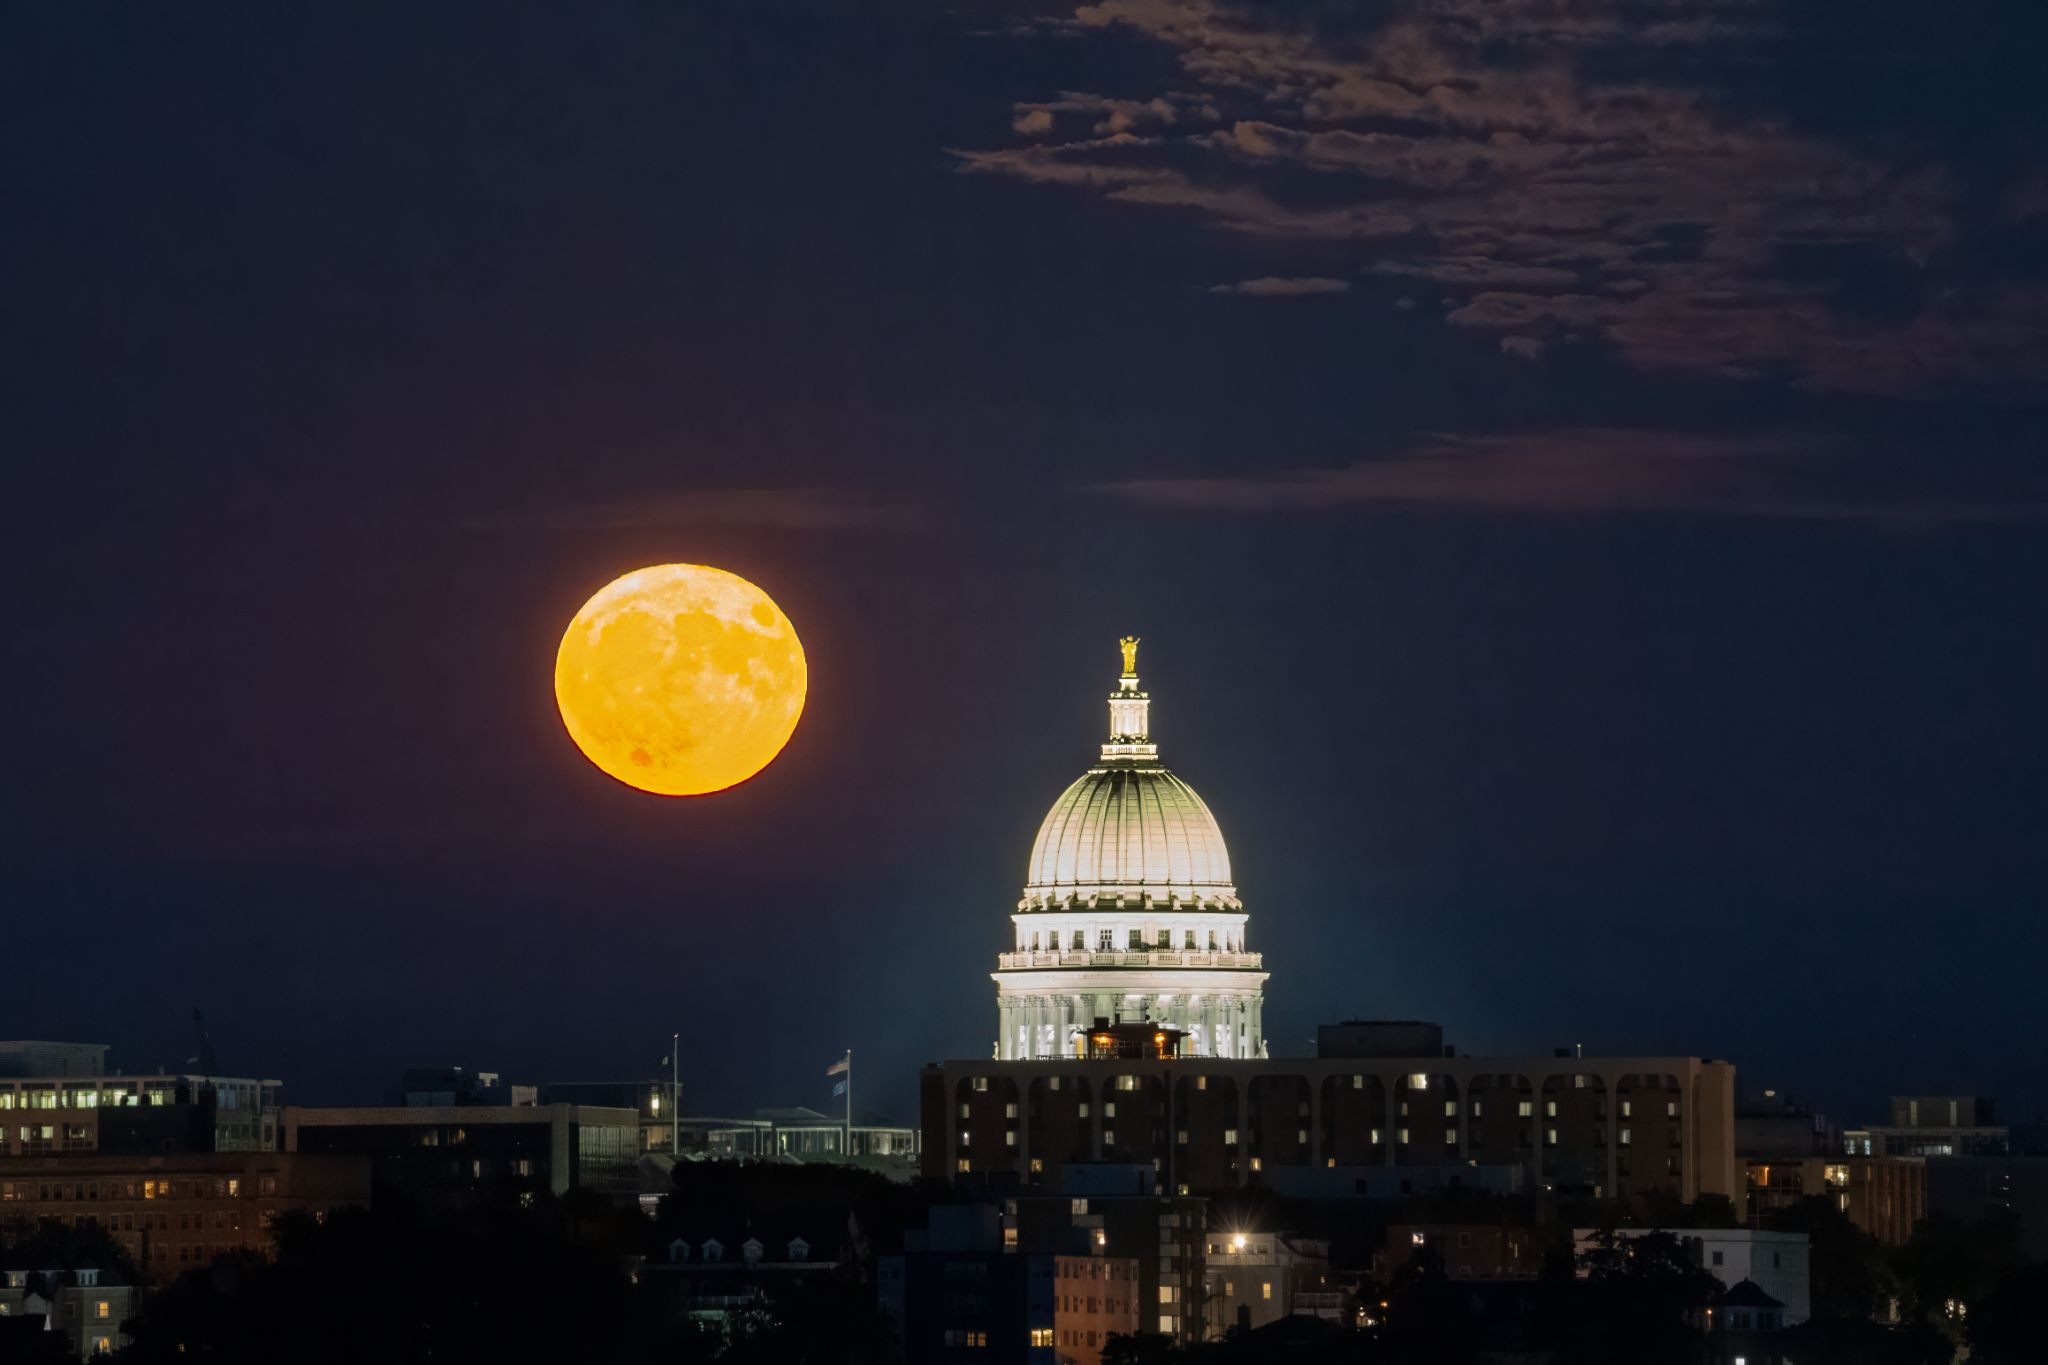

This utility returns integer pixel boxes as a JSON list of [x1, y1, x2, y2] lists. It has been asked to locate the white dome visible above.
[[1021, 764, 1238, 910]]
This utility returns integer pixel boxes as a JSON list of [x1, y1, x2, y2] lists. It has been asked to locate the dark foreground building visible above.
[[880, 1205, 1138, 1365], [283, 1104, 638, 1202]]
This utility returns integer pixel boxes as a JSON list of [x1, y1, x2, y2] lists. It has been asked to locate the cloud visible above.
[[1207, 276, 1351, 295], [1088, 428, 2048, 525], [960, 0, 2048, 395], [463, 487, 914, 533]]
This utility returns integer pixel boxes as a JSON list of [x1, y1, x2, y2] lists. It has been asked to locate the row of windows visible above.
[[1021, 928, 1242, 952], [965, 1076, 1681, 1120], [0, 1176, 276, 1201], [0, 1088, 179, 1109]]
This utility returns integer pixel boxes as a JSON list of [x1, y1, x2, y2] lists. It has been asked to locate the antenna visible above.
[[191, 1008, 217, 1076]]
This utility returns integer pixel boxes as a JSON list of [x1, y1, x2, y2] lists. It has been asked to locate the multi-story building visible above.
[[1844, 1096, 2007, 1157], [1001, 1166, 1206, 1347], [283, 1104, 638, 1202], [1202, 1230, 1341, 1337], [1735, 1090, 1839, 1161], [0, 1056, 282, 1158], [1377, 1223, 1546, 1281], [880, 1205, 1139, 1365], [0, 1265, 136, 1357], [544, 1080, 676, 1152], [0, 1152, 369, 1282], [1744, 1155, 1926, 1245], [923, 1044, 1740, 1210]]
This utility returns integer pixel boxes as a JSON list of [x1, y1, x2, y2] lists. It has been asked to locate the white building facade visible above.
[[992, 642, 1268, 1060]]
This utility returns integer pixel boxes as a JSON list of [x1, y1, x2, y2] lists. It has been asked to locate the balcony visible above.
[[995, 949, 1264, 971]]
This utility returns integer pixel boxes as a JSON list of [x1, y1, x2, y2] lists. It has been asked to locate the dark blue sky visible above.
[[4, 1, 2046, 1126]]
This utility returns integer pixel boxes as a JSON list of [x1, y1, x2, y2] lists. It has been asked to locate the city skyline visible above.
[[6, 1, 2047, 1128]]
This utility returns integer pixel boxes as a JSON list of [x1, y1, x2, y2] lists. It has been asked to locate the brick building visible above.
[[0, 1152, 369, 1282]]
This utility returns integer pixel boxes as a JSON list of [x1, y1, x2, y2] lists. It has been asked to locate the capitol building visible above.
[[992, 640, 1268, 1060]]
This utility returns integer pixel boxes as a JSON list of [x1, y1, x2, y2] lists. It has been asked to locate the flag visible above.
[[832, 1079, 848, 1098], [826, 1055, 850, 1077]]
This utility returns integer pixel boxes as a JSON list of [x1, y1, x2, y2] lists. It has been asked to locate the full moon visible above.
[[554, 564, 806, 796]]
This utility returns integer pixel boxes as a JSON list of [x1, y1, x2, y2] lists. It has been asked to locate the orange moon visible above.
[[554, 564, 806, 796]]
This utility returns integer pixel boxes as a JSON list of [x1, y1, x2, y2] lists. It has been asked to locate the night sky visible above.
[[6, 1, 2047, 1126]]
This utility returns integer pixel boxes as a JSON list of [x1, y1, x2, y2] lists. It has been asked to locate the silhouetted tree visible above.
[[1965, 1259, 2048, 1365], [1763, 1194, 1892, 1318]]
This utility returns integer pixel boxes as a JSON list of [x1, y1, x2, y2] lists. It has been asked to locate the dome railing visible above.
[[995, 949, 1264, 971]]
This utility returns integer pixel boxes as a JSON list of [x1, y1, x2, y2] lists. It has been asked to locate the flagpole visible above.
[[671, 1032, 680, 1159], [844, 1048, 853, 1159]]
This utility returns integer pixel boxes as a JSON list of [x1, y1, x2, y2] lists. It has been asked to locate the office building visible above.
[[283, 1104, 638, 1202], [0, 1152, 369, 1282], [879, 1205, 1138, 1365], [1000, 1165, 1206, 1347], [1844, 1096, 2008, 1157], [923, 1043, 1740, 1209]]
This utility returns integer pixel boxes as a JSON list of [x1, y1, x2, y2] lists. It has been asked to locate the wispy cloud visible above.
[[960, 0, 2048, 395], [1207, 276, 1351, 296], [1089, 428, 2048, 526]]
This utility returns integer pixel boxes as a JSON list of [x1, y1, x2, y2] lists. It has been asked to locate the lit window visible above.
[[95, 1301, 108, 1319], [1397, 1128, 1409, 1145], [1620, 1129, 1632, 1146], [1222, 1127, 1237, 1144], [956, 1158, 971, 1173], [1408, 1074, 1429, 1091], [1104, 1102, 1117, 1118], [1620, 1100, 1632, 1118], [960, 1104, 970, 1119], [1547, 1128, 1558, 1146], [1249, 1156, 1262, 1171], [1445, 1128, 1457, 1146], [972, 1077, 989, 1093], [1545, 1100, 1557, 1118], [1445, 1100, 1458, 1117], [1262, 1282, 1273, 1300]]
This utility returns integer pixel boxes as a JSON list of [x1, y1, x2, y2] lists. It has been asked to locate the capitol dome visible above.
[[992, 638, 1268, 1061], [1021, 767, 1238, 910]]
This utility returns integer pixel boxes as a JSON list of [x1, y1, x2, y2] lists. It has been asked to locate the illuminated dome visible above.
[[1022, 767, 1238, 910], [993, 638, 1268, 1062]]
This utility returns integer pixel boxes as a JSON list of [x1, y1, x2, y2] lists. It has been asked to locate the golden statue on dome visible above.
[[1119, 635, 1140, 676]]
